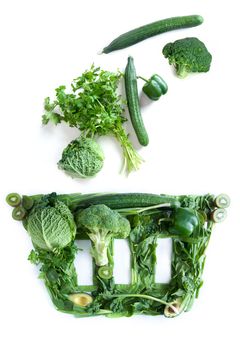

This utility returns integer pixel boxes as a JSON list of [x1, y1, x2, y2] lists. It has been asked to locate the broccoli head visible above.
[[76, 204, 131, 266], [162, 37, 212, 78]]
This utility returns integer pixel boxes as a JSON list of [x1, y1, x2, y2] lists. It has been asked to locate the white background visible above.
[[0, 0, 239, 349]]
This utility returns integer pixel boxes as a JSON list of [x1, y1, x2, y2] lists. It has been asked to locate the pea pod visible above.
[[124, 56, 149, 146]]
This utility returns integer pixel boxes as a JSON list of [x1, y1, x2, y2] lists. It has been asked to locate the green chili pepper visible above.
[[140, 74, 168, 100], [169, 208, 199, 236]]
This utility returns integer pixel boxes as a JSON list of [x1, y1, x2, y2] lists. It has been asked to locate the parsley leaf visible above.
[[42, 65, 142, 173]]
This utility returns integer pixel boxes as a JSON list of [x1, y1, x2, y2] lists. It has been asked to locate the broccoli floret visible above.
[[162, 37, 212, 78], [76, 204, 131, 266]]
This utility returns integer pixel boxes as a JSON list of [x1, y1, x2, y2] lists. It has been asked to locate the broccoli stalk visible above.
[[87, 230, 111, 266], [76, 204, 131, 266], [162, 37, 212, 78]]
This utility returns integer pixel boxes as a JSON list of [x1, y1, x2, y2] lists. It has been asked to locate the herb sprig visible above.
[[42, 65, 142, 173]]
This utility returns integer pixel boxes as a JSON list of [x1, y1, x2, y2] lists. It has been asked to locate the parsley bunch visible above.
[[42, 65, 142, 173]]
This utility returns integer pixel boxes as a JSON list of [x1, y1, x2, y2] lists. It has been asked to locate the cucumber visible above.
[[102, 15, 203, 54], [125, 56, 149, 146], [30, 192, 180, 212], [71, 193, 180, 210]]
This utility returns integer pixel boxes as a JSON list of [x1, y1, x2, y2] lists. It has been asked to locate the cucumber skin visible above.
[[102, 15, 203, 53], [68, 193, 180, 210], [125, 57, 149, 146], [29, 192, 180, 212]]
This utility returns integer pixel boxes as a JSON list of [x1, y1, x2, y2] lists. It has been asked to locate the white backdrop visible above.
[[0, 1, 239, 349]]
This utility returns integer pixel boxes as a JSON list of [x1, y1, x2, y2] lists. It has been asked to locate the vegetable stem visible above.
[[137, 76, 149, 83], [114, 127, 143, 173], [110, 293, 179, 313], [117, 203, 173, 215]]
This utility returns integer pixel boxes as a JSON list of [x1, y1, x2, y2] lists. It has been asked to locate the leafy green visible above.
[[42, 65, 142, 173], [166, 219, 213, 313], [129, 214, 159, 287], [58, 136, 104, 178], [26, 196, 76, 251], [28, 243, 79, 311]]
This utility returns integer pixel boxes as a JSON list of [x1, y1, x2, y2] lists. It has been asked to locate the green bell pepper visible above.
[[168, 208, 199, 236], [141, 74, 168, 101]]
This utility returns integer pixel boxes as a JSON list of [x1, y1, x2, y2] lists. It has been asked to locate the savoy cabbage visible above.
[[58, 137, 104, 178], [26, 199, 76, 251]]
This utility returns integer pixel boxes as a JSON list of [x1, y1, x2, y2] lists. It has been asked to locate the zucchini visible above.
[[102, 15, 203, 54], [125, 56, 149, 146]]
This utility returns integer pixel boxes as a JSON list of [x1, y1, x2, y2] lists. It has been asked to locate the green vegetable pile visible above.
[[42, 15, 212, 179], [43, 65, 142, 176], [6, 192, 229, 318], [6, 14, 219, 320]]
